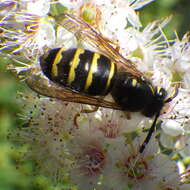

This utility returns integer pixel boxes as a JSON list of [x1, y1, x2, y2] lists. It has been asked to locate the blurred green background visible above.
[[141, 0, 190, 38], [0, 0, 190, 190]]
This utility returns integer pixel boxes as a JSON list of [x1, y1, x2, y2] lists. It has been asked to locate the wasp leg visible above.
[[73, 113, 80, 128], [73, 106, 99, 128], [165, 86, 179, 103], [140, 86, 179, 153], [139, 112, 160, 153], [81, 106, 99, 114]]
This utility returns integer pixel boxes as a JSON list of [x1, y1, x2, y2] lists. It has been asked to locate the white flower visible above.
[[0, 12, 56, 56], [178, 160, 190, 185], [165, 32, 190, 73], [12, 90, 189, 189], [183, 72, 190, 89], [100, 132, 187, 190], [20, 0, 51, 16], [164, 33, 190, 91], [117, 17, 172, 71], [87, 106, 147, 138], [11, 92, 84, 184], [177, 135, 190, 158], [98, 0, 156, 29], [26, 17, 56, 53], [0, 0, 17, 16], [67, 126, 109, 189], [56, 25, 77, 49], [59, 0, 83, 9], [162, 88, 190, 136], [0, 0, 57, 57], [95, 0, 142, 42]]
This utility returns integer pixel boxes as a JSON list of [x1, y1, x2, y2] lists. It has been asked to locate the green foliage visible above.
[[0, 56, 56, 190], [141, 0, 190, 38]]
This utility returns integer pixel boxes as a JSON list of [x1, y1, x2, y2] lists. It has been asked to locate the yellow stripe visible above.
[[52, 48, 65, 77], [67, 48, 85, 85], [85, 53, 100, 90], [149, 84, 155, 94], [132, 79, 137, 87], [105, 62, 115, 90], [156, 86, 162, 94]]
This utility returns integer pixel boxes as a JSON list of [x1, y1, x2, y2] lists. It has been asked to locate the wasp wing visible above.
[[26, 73, 122, 110], [62, 13, 143, 79]]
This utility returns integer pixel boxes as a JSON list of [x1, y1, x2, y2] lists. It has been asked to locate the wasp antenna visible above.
[[165, 86, 179, 103], [139, 112, 160, 153]]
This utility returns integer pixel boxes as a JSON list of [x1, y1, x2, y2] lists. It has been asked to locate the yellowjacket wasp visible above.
[[26, 13, 178, 153]]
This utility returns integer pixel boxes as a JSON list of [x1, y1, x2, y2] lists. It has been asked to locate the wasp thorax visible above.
[[110, 72, 169, 118]]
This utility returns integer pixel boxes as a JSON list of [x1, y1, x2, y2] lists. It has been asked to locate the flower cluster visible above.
[[1, 0, 190, 189]]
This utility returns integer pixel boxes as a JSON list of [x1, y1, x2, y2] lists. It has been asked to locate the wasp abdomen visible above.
[[40, 48, 116, 96]]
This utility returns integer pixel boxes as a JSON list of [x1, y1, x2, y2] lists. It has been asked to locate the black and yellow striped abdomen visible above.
[[40, 48, 117, 96]]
